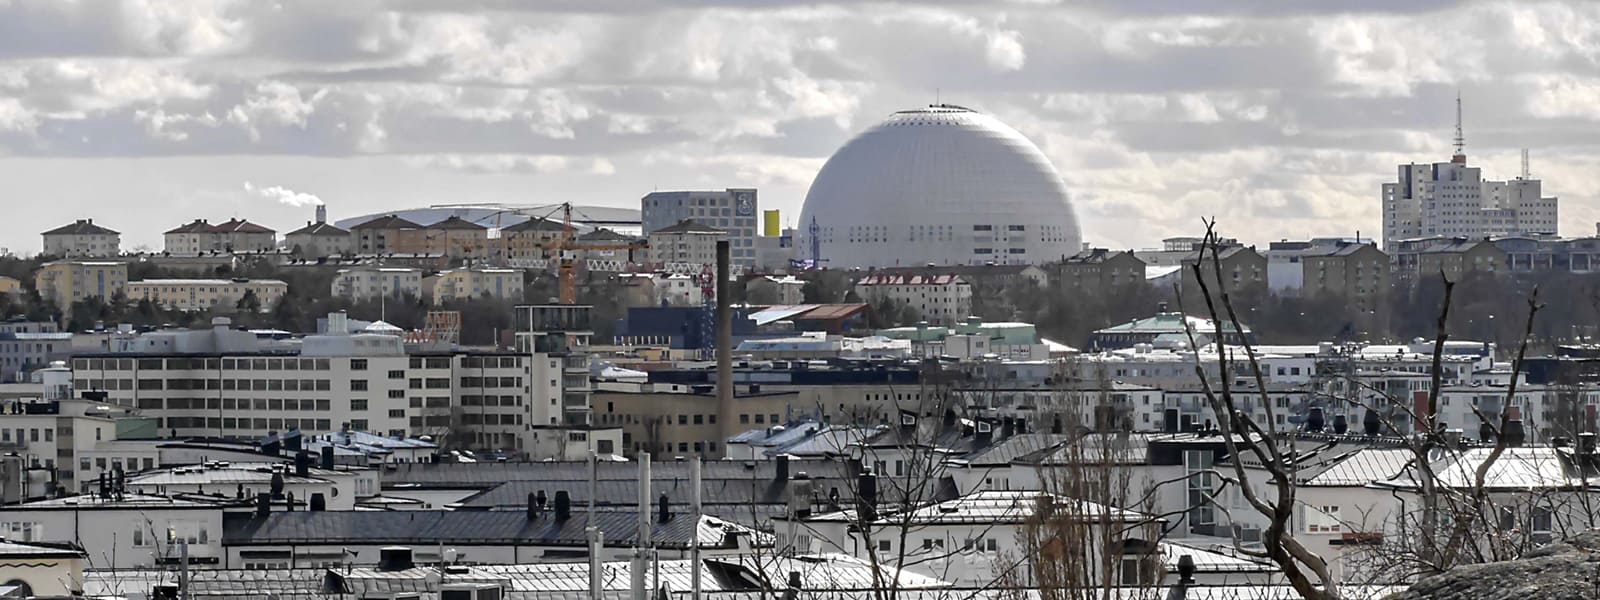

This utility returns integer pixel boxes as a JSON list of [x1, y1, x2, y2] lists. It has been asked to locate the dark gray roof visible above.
[[223, 509, 756, 550], [350, 215, 423, 230], [43, 219, 118, 236], [957, 433, 1072, 466], [456, 475, 861, 512], [285, 221, 349, 236]]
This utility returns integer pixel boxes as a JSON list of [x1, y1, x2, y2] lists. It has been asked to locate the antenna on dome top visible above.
[[1451, 90, 1466, 164]]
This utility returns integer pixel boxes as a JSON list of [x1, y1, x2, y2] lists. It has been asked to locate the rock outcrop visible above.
[[1388, 531, 1600, 600]]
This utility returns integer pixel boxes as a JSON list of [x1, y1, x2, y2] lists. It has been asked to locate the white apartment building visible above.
[[853, 273, 972, 326], [330, 266, 423, 301], [40, 219, 120, 258], [1382, 157, 1558, 252], [642, 188, 759, 266], [66, 313, 614, 458], [126, 278, 288, 312], [647, 220, 727, 270], [0, 494, 232, 569]]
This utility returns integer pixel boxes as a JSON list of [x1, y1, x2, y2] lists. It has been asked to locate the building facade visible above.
[[1382, 157, 1558, 252], [642, 189, 758, 267], [426, 268, 525, 304], [349, 215, 423, 255], [41, 220, 120, 258], [330, 267, 424, 301], [284, 221, 352, 258], [34, 261, 127, 310], [1052, 249, 1146, 292], [126, 279, 288, 312], [853, 274, 972, 326], [648, 220, 727, 270]]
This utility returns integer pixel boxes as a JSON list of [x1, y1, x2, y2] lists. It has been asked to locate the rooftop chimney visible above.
[[310, 492, 326, 511], [320, 445, 334, 470], [856, 469, 877, 523], [554, 490, 571, 521], [315, 205, 327, 225], [535, 489, 547, 509], [1306, 407, 1325, 432], [378, 547, 414, 571], [1505, 419, 1526, 447], [776, 454, 790, 482], [1363, 409, 1381, 436], [255, 492, 270, 518], [657, 493, 671, 524], [1332, 414, 1348, 435], [295, 450, 310, 478], [1580, 432, 1597, 455], [975, 419, 993, 447], [1479, 421, 1496, 444], [1001, 417, 1015, 439], [527, 492, 539, 521]]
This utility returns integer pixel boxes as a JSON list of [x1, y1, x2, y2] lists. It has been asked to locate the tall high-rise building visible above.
[[1381, 97, 1558, 251], [640, 188, 758, 266]]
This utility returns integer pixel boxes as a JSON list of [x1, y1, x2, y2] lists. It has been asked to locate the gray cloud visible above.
[[2, 0, 1600, 253]]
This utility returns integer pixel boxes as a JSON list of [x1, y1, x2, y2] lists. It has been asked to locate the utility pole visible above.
[[588, 451, 601, 600], [631, 453, 651, 600], [691, 457, 703, 600], [178, 540, 189, 600]]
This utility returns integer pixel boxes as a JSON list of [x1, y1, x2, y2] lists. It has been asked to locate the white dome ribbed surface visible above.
[[796, 105, 1082, 269]]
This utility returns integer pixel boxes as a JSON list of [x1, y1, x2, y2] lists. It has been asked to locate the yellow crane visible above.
[[534, 203, 648, 304]]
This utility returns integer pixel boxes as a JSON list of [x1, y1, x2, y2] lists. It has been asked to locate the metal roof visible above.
[[223, 510, 763, 550], [1301, 447, 1415, 487], [384, 459, 855, 488]]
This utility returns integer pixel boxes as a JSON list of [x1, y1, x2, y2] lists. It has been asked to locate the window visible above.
[[878, 539, 891, 552], [387, 370, 404, 379], [351, 399, 368, 411], [350, 380, 368, 392], [350, 359, 368, 371], [1306, 505, 1342, 533]]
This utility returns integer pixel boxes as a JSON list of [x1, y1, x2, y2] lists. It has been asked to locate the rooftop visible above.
[[42, 219, 119, 236]]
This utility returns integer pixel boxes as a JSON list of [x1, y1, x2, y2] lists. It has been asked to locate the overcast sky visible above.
[[4, 0, 1600, 254]]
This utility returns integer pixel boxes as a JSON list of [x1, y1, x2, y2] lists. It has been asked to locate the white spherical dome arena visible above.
[[796, 105, 1081, 270]]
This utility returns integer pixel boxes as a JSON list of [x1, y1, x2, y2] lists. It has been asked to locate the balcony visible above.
[[516, 305, 593, 334]]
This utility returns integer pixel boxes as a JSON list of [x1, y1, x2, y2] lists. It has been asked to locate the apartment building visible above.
[[425, 268, 525, 304], [392, 216, 489, 259], [1390, 237, 1506, 280], [330, 266, 423, 300], [349, 214, 423, 254], [40, 219, 120, 258], [125, 278, 288, 312], [498, 217, 569, 264], [0, 332, 72, 382], [593, 386, 801, 458], [163, 219, 277, 255], [648, 220, 726, 270], [1265, 240, 1389, 305], [852, 273, 972, 326], [33, 260, 127, 310], [1052, 248, 1145, 292], [284, 221, 352, 258]]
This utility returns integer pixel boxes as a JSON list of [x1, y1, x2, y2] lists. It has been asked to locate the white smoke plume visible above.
[[243, 181, 323, 207]]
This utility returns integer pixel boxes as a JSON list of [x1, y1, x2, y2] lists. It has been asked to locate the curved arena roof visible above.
[[796, 105, 1081, 269]]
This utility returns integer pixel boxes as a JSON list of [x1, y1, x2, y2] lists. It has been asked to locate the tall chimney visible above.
[[554, 490, 571, 521], [315, 205, 327, 225], [856, 469, 877, 523], [716, 240, 735, 444]]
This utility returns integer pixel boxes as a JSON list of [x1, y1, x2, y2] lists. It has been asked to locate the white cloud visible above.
[[243, 181, 323, 206], [985, 29, 1026, 71]]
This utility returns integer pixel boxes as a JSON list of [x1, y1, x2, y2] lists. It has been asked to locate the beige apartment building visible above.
[[34, 261, 127, 309], [425, 268, 525, 304], [40, 219, 121, 258], [125, 279, 288, 312], [648, 220, 726, 269], [162, 219, 277, 255], [349, 215, 423, 255]]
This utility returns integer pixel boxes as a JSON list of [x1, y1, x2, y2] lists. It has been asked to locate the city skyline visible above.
[[5, 1, 1600, 254]]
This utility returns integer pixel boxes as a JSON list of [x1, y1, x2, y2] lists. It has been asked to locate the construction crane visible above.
[[533, 203, 648, 304]]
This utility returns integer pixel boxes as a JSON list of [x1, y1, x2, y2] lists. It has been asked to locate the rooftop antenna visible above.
[[1451, 90, 1466, 163], [1521, 148, 1531, 179]]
